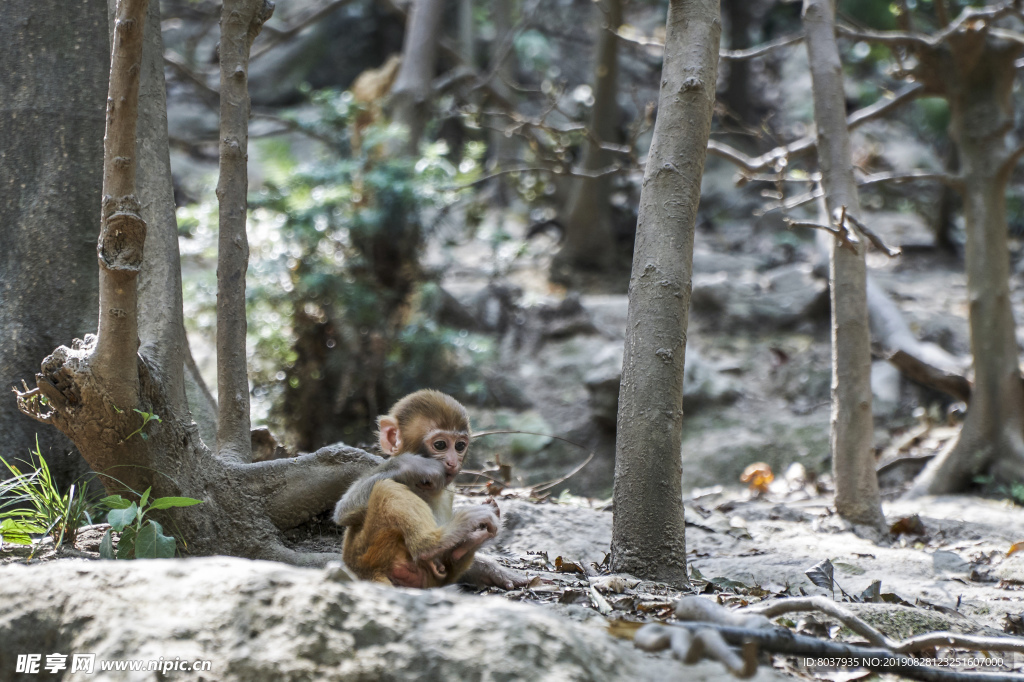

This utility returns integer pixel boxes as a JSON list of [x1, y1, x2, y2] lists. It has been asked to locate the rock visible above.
[[691, 264, 827, 330], [495, 498, 613, 567], [0, 558, 757, 681]]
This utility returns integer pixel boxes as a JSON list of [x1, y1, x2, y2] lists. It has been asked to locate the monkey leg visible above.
[[344, 480, 447, 588]]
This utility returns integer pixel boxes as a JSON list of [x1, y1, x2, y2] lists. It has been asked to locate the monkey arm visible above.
[[333, 454, 445, 526], [412, 500, 500, 565]]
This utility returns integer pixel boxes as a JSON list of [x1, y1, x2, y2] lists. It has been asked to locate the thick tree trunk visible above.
[[803, 0, 884, 529], [909, 33, 1024, 495], [610, 0, 720, 586], [555, 0, 622, 273], [15, 0, 378, 564], [0, 0, 107, 490], [388, 0, 447, 154]]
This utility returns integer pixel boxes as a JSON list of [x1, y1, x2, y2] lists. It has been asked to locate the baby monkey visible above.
[[333, 389, 501, 587]]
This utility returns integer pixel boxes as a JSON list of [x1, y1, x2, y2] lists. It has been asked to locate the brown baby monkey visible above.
[[333, 390, 516, 588]]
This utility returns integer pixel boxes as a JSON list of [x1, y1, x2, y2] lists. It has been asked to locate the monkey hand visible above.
[[391, 453, 447, 495], [462, 502, 500, 538]]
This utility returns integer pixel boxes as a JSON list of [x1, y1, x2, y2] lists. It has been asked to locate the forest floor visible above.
[[4, 488, 1023, 679]]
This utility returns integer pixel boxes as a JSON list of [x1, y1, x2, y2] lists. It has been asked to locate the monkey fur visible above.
[[334, 389, 505, 588]]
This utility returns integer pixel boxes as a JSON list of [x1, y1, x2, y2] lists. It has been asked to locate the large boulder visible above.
[[0, 557, 775, 682]]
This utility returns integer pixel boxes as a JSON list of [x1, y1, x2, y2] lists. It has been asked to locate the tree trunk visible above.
[[720, 0, 755, 125], [610, 0, 720, 586], [15, 0, 377, 565], [388, 0, 448, 155], [487, 0, 517, 205], [0, 0, 108, 490], [555, 0, 622, 273], [803, 0, 884, 529], [909, 32, 1024, 495]]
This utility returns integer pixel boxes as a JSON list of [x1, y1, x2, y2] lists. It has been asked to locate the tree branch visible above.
[[251, 0, 356, 61], [216, 0, 274, 464], [94, 0, 152, 409], [720, 32, 804, 61], [842, 209, 901, 257], [887, 349, 972, 402], [709, 82, 924, 174], [250, 444, 380, 530]]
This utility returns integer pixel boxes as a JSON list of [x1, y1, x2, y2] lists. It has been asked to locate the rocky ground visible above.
[[4, 488, 1022, 680]]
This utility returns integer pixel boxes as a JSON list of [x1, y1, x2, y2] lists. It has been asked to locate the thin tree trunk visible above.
[[0, 0, 107, 490], [216, 0, 273, 463], [93, 0, 151, 410], [556, 0, 622, 273], [458, 0, 474, 65], [803, 0, 884, 529], [720, 0, 755, 125], [909, 33, 1024, 495], [389, 0, 447, 155], [610, 0, 720, 586], [487, 0, 516, 204]]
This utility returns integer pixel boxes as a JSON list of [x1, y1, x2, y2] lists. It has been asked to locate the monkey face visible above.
[[420, 429, 470, 483]]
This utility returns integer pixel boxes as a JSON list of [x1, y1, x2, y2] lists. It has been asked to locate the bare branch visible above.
[[842, 210, 902, 257], [445, 164, 624, 191], [251, 0, 356, 61], [887, 349, 972, 403], [858, 169, 964, 191], [847, 82, 924, 127], [784, 216, 860, 253], [836, 23, 931, 48], [745, 596, 1024, 655], [837, 1, 1018, 49], [709, 83, 924, 174], [12, 384, 53, 425], [613, 27, 803, 62], [163, 51, 220, 103], [720, 32, 804, 61]]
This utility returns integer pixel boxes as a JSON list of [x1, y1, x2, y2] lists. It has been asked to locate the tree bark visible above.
[[0, 0, 107, 490], [803, 0, 884, 529], [555, 0, 622, 273], [610, 0, 720, 586], [216, 0, 273, 464], [388, 0, 447, 155], [487, 0, 517, 205], [908, 30, 1024, 495]]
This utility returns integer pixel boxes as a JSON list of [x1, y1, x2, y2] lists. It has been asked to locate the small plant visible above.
[[117, 407, 162, 443], [0, 436, 96, 553], [99, 487, 202, 559]]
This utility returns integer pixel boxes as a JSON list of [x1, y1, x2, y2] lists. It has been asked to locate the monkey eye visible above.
[[454, 441, 467, 453], [433, 440, 447, 451]]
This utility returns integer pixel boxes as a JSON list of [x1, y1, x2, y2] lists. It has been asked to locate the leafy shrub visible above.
[[99, 488, 202, 559]]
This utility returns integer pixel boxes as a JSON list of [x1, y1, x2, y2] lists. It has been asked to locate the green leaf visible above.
[[116, 527, 137, 559], [148, 496, 204, 510], [0, 518, 43, 545], [100, 495, 132, 510], [140, 488, 151, 509], [107, 502, 137, 532], [140, 432, 149, 441], [99, 529, 114, 559], [135, 520, 176, 559]]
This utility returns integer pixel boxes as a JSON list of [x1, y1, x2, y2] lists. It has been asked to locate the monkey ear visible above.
[[379, 416, 401, 454]]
